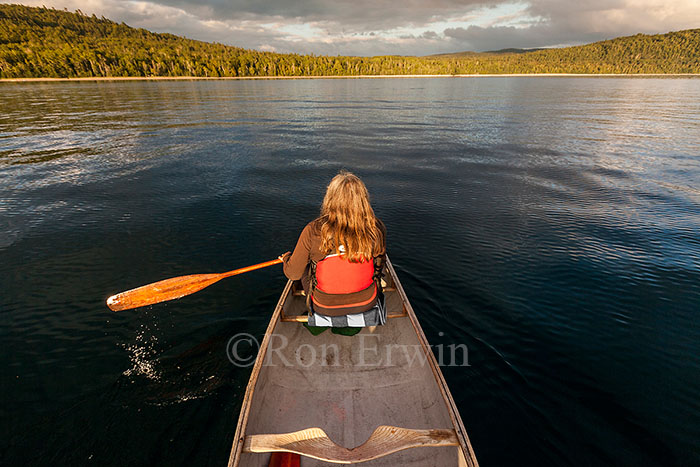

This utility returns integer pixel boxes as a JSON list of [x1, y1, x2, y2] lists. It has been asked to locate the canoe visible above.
[[227, 257, 479, 466]]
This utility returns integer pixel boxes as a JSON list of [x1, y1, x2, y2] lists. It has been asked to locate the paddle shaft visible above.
[[106, 258, 283, 311], [220, 258, 283, 279]]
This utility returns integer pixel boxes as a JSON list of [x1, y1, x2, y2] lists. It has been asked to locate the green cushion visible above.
[[303, 323, 328, 336], [302, 323, 362, 336], [331, 327, 362, 336]]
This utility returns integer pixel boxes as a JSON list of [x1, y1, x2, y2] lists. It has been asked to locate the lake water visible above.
[[1, 77, 699, 466]]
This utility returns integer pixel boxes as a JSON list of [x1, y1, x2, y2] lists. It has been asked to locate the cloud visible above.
[[445, 0, 700, 51], [145, 0, 496, 30], [4, 0, 700, 55]]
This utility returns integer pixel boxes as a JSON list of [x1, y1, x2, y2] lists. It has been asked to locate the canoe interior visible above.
[[230, 260, 474, 466]]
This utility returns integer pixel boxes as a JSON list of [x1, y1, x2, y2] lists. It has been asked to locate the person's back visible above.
[[281, 171, 386, 328]]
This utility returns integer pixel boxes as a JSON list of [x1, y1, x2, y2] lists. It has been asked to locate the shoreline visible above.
[[1, 73, 699, 82]]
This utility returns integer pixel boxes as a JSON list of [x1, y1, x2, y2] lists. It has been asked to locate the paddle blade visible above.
[[106, 273, 223, 311]]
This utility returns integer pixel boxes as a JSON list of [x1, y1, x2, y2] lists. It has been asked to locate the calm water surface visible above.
[[1, 78, 699, 466]]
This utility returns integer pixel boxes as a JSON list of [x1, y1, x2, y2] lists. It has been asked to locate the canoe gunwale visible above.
[[227, 279, 293, 467], [384, 258, 479, 467]]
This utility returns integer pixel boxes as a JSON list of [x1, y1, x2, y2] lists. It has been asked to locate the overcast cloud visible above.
[[4, 0, 700, 55]]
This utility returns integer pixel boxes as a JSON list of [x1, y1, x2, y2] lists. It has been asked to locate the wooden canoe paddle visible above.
[[106, 258, 283, 311]]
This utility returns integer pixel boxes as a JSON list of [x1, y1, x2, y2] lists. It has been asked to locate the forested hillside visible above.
[[1, 4, 698, 78]]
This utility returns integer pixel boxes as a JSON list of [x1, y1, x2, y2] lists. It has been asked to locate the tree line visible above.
[[1, 4, 698, 79]]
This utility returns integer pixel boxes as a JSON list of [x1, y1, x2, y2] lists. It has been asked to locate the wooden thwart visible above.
[[280, 307, 407, 323], [243, 425, 459, 464]]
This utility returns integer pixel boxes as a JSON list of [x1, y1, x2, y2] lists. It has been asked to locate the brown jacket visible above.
[[282, 219, 387, 316]]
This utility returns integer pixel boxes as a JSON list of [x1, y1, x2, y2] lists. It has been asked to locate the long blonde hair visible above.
[[319, 171, 383, 262]]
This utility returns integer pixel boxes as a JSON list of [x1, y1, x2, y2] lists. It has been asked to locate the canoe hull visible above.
[[228, 258, 478, 466]]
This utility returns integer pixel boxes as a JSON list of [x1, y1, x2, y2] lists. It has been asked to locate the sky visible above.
[[5, 0, 700, 56]]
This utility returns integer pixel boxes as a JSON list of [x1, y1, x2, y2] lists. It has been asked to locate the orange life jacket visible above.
[[315, 254, 374, 294]]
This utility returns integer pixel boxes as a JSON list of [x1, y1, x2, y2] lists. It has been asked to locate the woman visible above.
[[280, 171, 386, 330]]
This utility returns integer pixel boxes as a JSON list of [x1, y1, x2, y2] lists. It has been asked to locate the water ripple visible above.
[[1, 78, 699, 467]]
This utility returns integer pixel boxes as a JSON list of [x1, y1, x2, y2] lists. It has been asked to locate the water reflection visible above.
[[1, 78, 699, 467]]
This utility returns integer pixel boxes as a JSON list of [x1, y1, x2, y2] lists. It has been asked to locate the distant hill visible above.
[[429, 48, 544, 58], [1, 4, 698, 78], [428, 51, 480, 58], [484, 48, 545, 54]]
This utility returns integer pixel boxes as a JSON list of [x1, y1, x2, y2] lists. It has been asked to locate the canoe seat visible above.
[[282, 288, 407, 322], [243, 425, 459, 464]]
